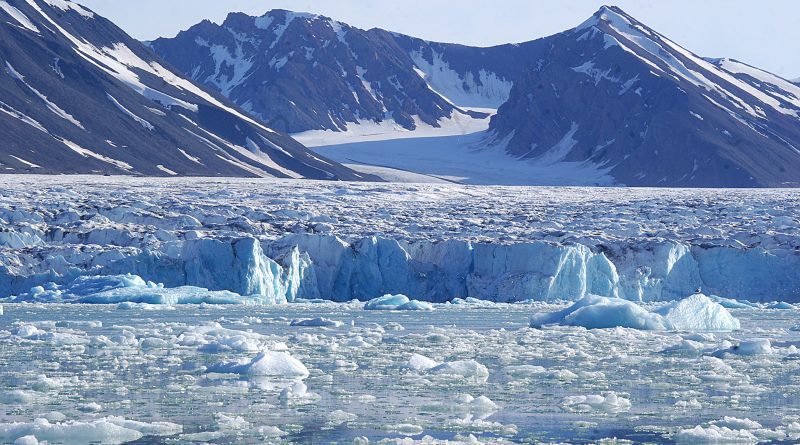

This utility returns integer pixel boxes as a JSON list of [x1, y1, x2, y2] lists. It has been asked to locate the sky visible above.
[[79, 0, 799, 79]]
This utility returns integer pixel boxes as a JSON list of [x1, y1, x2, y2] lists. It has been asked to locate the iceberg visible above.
[[530, 295, 667, 330], [532, 293, 740, 331], [655, 294, 742, 331], [208, 350, 310, 378]]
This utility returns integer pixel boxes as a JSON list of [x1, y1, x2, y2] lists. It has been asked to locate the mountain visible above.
[[0, 0, 371, 179], [152, 6, 800, 188], [150, 9, 544, 134], [488, 6, 800, 187]]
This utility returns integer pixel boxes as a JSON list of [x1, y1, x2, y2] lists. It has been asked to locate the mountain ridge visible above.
[[150, 9, 546, 134]]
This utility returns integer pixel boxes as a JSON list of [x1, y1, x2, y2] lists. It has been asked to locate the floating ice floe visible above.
[[531, 293, 740, 331], [290, 317, 344, 328], [279, 381, 318, 405], [406, 354, 489, 383], [674, 424, 759, 444], [0, 417, 182, 445], [183, 322, 267, 353], [364, 294, 434, 311], [424, 394, 500, 420], [765, 301, 796, 309], [560, 392, 631, 413], [208, 350, 310, 378]]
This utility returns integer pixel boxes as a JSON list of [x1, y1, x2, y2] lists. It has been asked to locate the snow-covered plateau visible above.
[[1, 175, 800, 444]]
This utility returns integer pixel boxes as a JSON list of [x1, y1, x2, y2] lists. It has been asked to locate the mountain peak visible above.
[[576, 5, 641, 34]]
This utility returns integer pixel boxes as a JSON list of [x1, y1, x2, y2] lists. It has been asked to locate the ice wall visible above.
[[266, 235, 800, 303], [4, 234, 800, 303]]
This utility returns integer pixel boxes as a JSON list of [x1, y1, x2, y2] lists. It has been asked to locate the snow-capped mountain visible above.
[[150, 9, 542, 134], [488, 6, 800, 187], [0, 0, 370, 179]]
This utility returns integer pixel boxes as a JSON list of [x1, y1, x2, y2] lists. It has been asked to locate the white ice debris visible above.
[[560, 392, 631, 413], [714, 338, 773, 357], [405, 353, 489, 382], [13, 436, 39, 445], [407, 353, 440, 372], [674, 424, 759, 444], [532, 293, 740, 331]]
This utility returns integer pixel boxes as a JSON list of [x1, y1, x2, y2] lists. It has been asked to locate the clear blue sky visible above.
[[79, 0, 799, 79]]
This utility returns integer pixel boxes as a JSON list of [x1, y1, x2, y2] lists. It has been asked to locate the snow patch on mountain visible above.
[[59, 139, 133, 171], [0, 1, 39, 33], [6, 62, 84, 129], [41, 0, 94, 18], [411, 49, 512, 109], [715, 58, 800, 110], [0, 101, 48, 133], [107, 94, 154, 131]]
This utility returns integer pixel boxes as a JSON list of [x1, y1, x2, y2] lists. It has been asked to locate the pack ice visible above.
[[1, 176, 800, 305]]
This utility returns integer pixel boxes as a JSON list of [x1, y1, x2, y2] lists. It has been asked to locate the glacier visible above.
[[7, 232, 800, 304], [2, 176, 800, 305]]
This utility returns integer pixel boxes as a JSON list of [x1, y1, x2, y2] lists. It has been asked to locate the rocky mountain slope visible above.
[[488, 6, 800, 187], [150, 9, 544, 133], [0, 0, 371, 179], [153, 6, 800, 187]]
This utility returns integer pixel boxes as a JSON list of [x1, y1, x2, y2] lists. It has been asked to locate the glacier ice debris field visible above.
[[0, 176, 799, 444]]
